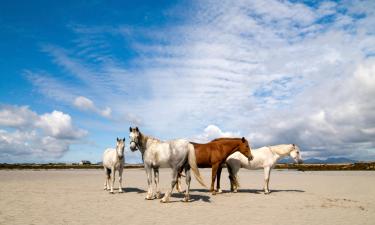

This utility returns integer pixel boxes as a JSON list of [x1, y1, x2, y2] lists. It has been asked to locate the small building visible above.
[[79, 160, 91, 165]]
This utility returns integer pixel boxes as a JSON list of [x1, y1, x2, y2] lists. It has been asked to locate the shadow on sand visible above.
[[236, 189, 305, 194], [169, 192, 211, 203], [189, 188, 305, 194], [121, 187, 146, 193]]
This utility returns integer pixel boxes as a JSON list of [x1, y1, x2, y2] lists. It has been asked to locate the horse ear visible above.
[[241, 137, 245, 143], [293, 143, 295, 146], [123, 138, 125, 142], [129, 127, 132, 132], [117, 137, 119, 142], [135, 127, 139, 132]]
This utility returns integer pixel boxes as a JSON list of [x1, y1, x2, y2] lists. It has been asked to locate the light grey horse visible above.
[[103, 138, 125, 193], [226, 144, 303, 194], [129, 127, 206, 203]]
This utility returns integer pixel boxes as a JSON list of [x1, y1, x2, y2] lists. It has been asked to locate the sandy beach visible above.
[[0, 168, 374, 225]]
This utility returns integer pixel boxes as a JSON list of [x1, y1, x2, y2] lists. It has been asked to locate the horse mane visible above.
[[146, 136, 161, 142], [268, 144, 294, 155], [190, 137, 241, 145], [211, 137, 242, 142]]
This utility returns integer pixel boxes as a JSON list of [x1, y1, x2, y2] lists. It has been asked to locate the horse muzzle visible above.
[[129, 146, 137, 152], [248, 155, 253, 161]]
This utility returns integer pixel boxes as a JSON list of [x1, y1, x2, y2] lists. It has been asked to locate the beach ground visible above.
[[0, 168, 374, 225]]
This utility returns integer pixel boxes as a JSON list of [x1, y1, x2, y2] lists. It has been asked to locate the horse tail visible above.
[[188, 143, 206, 187]]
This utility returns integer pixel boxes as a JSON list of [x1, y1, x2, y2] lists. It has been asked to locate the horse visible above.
[[177, 137, 253, 195], [225, 144, 303, 194], [129, 127, 206, 203], [102, 137, 126, 193]]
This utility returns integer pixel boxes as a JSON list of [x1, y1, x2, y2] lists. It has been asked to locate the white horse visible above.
[[129, 127, 206, 203], [225, 144, 303, 194], [103, 138, 125, 193]]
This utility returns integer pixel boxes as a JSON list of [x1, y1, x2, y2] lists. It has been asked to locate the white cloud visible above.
[[37, 110, 87, 139], [0, 105, 87, 161], [73, 96, 112, 118], [0, 105, 38, 127], [191, 125, 240, 143], [74, 96, 95, 110]]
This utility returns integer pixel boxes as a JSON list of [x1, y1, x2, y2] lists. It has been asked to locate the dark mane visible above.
[[211, 137, 242, 142]]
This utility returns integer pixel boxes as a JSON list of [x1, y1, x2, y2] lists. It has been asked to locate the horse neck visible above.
[[269, 145, 292, 160], [139, 133, 159, 149], [138, 133, 148, 155], [115, 148, 119, 157], [221, 141, 242, 156]]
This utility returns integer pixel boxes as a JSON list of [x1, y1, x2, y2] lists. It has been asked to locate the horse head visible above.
[[129, 126, 140, 152], [289, 144, 303, 164], [116, 137, 125, 159], [238, 137, 253, 161]]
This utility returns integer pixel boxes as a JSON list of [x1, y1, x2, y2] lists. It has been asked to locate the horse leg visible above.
[[118, 166, 123, 193], [154, 168, 161, 199], [110, 166, 115, 193], [216, 166, 223, 193], [210, 164, 219, 195], [161, 169, 178, 203], [227, 161, 240, 192], [183, 166, 191, 202], [264, 167, 271, 194], [145, 165, 154, 200], [106, 168, 111, 191], [176, 167, 184, 193], [226, 164, 235, 192], [104, 168, 108, 190]]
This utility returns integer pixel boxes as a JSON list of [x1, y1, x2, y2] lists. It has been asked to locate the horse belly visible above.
[[153, 148, 173, 168]]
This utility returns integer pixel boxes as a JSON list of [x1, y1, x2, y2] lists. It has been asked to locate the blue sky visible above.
[[1, 0, 375, 163]]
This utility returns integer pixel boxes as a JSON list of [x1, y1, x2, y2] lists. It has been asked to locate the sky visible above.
[[0, 0, 375, 163]]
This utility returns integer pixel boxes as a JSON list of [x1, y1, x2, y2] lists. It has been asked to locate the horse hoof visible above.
[[155, 193, 162, 199], [264, 191, 270, 195], [217, 189, 223, 194], [160, 198, 169, 203], [109, 191, 114, 194], [119, 190, 123, 193], [211, 191, 217, 195]]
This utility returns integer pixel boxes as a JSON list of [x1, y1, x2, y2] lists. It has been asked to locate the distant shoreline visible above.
[[1, 162, 374, 171]]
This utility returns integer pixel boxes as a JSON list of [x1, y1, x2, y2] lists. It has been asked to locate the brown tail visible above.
[[188, 143, 206, 187]]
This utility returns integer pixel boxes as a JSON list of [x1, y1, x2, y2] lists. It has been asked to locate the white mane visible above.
[[268, 144, 294, 156]]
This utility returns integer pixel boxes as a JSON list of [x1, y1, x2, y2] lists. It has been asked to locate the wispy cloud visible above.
[[73, 96, 111, 118], [25, 0, 375, 160]]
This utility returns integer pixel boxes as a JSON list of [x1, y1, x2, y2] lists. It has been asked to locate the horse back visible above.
[[192, 142, 225, 167]]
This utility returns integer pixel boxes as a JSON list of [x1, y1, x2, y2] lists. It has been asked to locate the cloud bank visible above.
[[0, 105, 87, 162]]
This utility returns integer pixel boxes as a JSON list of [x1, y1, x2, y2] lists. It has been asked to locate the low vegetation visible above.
[[0, 162, 374, 170]]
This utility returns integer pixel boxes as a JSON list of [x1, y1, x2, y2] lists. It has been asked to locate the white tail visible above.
[[188, 143, 206, 187]]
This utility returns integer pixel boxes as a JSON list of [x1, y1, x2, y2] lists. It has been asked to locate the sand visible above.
[[0, 168, 374, 225]]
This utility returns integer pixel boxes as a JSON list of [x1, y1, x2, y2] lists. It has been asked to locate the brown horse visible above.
[[186, 137, 253, 194]]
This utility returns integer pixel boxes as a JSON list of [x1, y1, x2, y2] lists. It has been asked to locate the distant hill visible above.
[[279, 157, 358, 164]]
